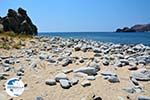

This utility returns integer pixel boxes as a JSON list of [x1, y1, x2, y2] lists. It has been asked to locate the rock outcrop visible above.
[[0, 8, 37, 35], [116, 24, 150, 32]]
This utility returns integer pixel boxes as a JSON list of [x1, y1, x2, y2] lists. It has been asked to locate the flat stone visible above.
[[123, 87, 136, 93], [70, 78, 79, 85], [123, 86, 143, 93], [36, 96, 44, 100], [74, 72, 88, 78], [131, 69, 150, 81], [101, 71, 117, 76], [138, 95, 150, 100], [87, 76, 96, 80], [81, 80, 91, 87], [55, 73, 68, 82], [62, 69, 73, 74], [108, 75, 120, 83], [131, 78, 139, 86], [45, 79, 56, 86], [59, 79, 71, 89], [74, 67, 97, 75]]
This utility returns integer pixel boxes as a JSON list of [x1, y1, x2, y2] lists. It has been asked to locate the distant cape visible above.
[[116, 24, 150, 32]]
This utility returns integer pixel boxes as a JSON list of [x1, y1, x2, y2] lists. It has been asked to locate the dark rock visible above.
[[1, 8, 38, 35]]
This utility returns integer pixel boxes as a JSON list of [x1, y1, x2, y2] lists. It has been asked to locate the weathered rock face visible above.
[[0, 8, 37, 35], [116, 24, 150, 32]]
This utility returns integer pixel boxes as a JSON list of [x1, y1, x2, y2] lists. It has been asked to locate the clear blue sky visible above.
[[0, 0, 150, 32]]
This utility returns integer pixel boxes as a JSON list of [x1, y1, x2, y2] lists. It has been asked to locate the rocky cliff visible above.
[[116, 24, 150, 32], [0, 8, 38, 35]]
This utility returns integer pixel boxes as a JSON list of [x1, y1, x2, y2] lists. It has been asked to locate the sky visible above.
[[0, 0, 150, 32]]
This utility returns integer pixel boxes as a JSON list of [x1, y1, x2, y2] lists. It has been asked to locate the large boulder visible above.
[[1, 8, 38, 35]]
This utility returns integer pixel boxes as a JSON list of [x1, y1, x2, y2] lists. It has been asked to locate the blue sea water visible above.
[[39, 32, 150, 45]]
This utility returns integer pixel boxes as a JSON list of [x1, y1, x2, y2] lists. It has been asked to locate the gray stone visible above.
[[17, 71, 24, 76], [45, 79, 56, 86], [39, 54, 48, 60], [62, 69, 73, 74], [131, 69, 150, 81], [120, 59, 129, 66], [88, 62, 100, 71], [101, 71, 117, 76], [30, 62, 37, 69], [70, 78, 79, 85], [2, 63, 10, 67], [108, 75, 120, 83], [87, 76, 96, 80], [118, 96, 125, 100], [55, 73, 68, 82], [81, 80, 91, 87], [94, 53, 102, 57], [123, 87, 136, 93], [115, 61, 122, 67], [62, 58, 72, 67], [59, 79, 71, 89], [74, 67, 98, 75], [138, 95, 150, 100], [3, 67, 11, 72], [93, 48, 102, 53], [36, 96, 44, 100], [47, 58, 56, 63], [74, 72, 88, 78], [102, 59, 109, 66], [131, 78, 139, 86], [74, 44, 82, 51], [123, 86, 143, 93], [4, 59, 15, 64]]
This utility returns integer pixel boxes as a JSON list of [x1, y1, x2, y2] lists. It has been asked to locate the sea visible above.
[[39, 32, 150, 46]]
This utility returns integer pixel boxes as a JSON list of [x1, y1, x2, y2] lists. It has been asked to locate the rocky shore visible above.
[[0, 36, 150, 100]]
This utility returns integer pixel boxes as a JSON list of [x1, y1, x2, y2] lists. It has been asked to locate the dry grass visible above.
[[0, 32, 33, 49]]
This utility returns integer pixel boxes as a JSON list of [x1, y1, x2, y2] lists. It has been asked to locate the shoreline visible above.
[[0, 36, 150, 100], [38, 32, 150, 46]]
